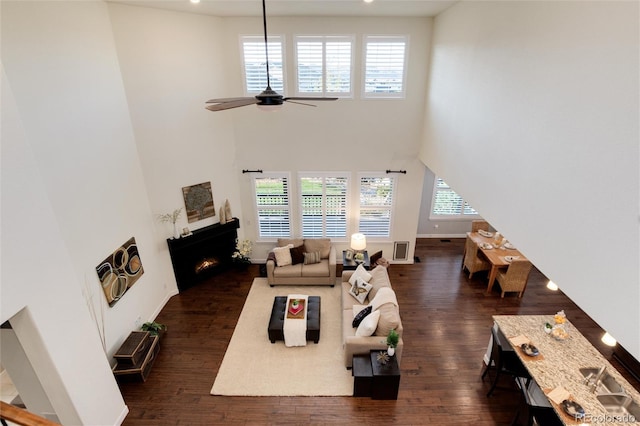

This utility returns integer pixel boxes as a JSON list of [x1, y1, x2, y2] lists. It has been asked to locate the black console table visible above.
[[167, 218, 239, 291]]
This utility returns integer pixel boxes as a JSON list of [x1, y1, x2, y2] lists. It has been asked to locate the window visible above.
[[253, 174, 291, 238], [363, 35, 408, 98], [299, 174, 348, 238], [358, 175, 395, 237], [295, 36, 353, 97], [430, 178, 479, 218], [241, 35, 284, 94]]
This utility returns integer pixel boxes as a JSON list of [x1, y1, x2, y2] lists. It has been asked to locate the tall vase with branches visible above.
[[158, 208, 182, 239]]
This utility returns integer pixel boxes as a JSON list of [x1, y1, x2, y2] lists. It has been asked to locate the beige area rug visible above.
[[211, 278, 354, 396]]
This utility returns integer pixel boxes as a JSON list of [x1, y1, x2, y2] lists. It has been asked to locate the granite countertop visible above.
[[493, 315, 640, 425]]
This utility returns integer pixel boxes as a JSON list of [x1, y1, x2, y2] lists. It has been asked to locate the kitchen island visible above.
[[493, 315, 640, 425]]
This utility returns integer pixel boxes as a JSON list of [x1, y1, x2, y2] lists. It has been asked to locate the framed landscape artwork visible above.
[[96, 237, 144, 307], [182, 181, 215, 223]]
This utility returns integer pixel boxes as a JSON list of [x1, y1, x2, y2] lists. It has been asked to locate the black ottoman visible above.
[[268, 296, 321, 344]]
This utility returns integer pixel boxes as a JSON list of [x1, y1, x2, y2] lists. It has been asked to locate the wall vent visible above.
[[393, 241, 409, 260]]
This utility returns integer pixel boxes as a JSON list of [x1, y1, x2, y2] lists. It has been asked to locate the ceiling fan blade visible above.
[[206, 97, 255, 104], [205, 98, 259, 111], [284, 97, 339, 101], [283, 99, 317, 107]]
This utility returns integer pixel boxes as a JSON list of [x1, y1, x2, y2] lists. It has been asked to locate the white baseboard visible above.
[[416, 234, 467, 239]]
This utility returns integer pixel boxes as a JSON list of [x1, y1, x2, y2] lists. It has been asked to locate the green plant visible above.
[[157, 208, 182, 224], [232, 239, 253, 265], [141, 321, 166, 336], [386, 329, 399, 348]]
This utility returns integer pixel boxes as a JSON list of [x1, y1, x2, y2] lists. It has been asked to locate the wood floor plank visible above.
[[118, 238, 639, 425]]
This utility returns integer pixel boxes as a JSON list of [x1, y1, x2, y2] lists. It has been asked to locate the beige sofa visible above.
[[266, 238, 336, 286], [341, 265, 404, 368]]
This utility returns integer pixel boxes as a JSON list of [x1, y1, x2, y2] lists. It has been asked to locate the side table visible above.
[[369, 350, 400, 400], [343, 250, 370, 271], [352, 354, 373, 397]]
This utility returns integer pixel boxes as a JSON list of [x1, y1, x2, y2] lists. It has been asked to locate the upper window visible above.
[[241, 35, 284, 94], [299, 174, 348, 238], [295, 36, 353, 97], [430, 178, 479, 218], [362, 35, 408, 98], [253, 173, 291, 238], [358, 175, 395, 237]]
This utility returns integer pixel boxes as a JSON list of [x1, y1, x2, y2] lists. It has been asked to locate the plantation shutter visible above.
[[363, 36, 407, 97], [300, 175, 348, 238], [242, 36, 284, 94], [297, 41, 323, 93], [254, 175, 290, 238], [359, 176, 394, 237], [296, 36, 352, 96], [431, 178, 478, 216]]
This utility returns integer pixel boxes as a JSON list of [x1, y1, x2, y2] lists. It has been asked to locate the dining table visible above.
[[467, 231, 528, 294], [492, 315, 640, 425]]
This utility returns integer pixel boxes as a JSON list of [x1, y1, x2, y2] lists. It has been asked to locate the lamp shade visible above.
[[350, 233, 367, 251]]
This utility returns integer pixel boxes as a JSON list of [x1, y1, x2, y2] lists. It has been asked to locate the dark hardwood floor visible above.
[[119, 238, 638, 425]]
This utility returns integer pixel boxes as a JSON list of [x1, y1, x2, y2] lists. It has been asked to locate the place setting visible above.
[[545, 385, 588, 423], [477, 229, 494, 238], [509, 334, 544, 360]]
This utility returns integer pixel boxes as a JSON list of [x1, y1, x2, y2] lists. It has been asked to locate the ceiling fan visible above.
[[205, 0, 338, 112]]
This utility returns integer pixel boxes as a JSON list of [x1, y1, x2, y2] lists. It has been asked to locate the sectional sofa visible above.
[[341, 265, 404, 368]]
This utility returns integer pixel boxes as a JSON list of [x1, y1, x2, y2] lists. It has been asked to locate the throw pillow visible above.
[[348, 264, 372, 286], [370, 250, 383, 266], [303, 238, 331, 259], [349, 277, 373, 304], [374, 302, 401, 336], [355, 310, 380, 337], [290, 245, 305, 265], [303, 251, 322, 265], [273, 244, 293, 267], [352, 305, 372, 327], [367, 265, 392, 300]]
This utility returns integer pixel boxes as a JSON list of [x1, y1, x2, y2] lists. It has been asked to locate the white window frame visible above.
[[357, 174, 396, 239], [294, 35, 354, 98], [240, 35, 286, 95], [362, 35, 409, 99], [252, 172, 292, 240], [298, 173, 350, 239], [429, 177, 481, 220]]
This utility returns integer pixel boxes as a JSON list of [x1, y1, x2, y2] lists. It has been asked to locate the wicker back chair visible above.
[[496, 259, 533, 298], [471, 220, 490, 233], [463, 236, 491, 279]]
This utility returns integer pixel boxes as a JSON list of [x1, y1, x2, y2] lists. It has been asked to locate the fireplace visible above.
[[167, 218, 239, 291]]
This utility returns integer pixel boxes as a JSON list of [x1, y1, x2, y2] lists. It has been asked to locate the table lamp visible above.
[[350, 233, 366, 262]]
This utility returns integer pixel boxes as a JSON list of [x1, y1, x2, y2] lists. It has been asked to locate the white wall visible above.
[[1, 1, 182, 423], [107, 3, 242, 243], [421, 1, 639, 355], [223, 16, 431, 261], [1, 61, 126, 424]]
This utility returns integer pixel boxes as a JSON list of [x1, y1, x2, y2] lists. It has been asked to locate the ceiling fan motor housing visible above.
[[256, 87, 284, 105]]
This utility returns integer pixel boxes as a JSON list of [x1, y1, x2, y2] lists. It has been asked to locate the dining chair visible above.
[[471, 220, 490, 233], [481, 327, 531, 397], [511, 377, 563, 426], [495, 259, 533, 298], [462, 236, 491, 279]]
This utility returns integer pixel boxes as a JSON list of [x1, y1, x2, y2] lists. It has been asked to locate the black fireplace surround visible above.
[[167, 218, 239, 291]]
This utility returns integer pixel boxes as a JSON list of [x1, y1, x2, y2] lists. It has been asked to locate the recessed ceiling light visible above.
[[601, 332, 617, 347], [363, 0, 374, 3], [190, 0, 200, 4]]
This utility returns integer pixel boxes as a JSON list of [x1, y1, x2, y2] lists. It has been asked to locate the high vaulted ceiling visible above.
[[108, 0, 457, 17]]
